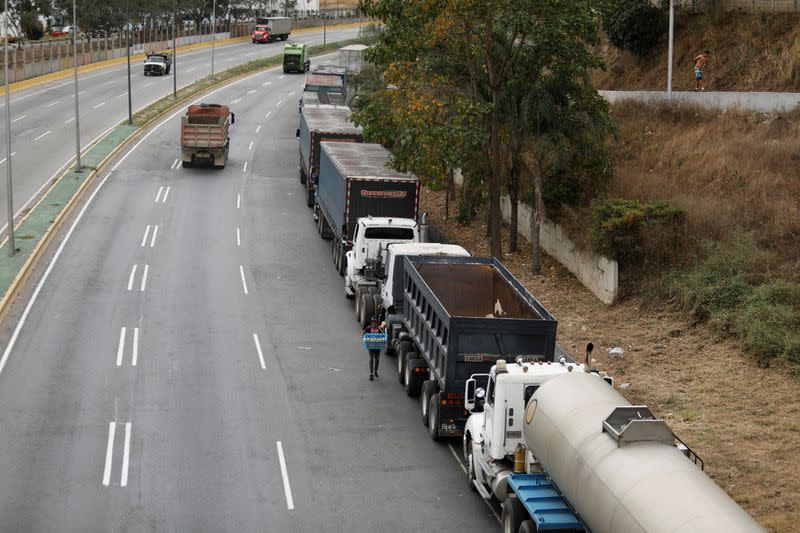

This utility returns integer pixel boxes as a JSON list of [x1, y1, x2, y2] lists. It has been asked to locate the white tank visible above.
[[524, 372, 764, 533]]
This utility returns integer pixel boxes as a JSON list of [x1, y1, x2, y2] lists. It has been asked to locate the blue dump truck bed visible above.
[[395, 256, 558, 438]]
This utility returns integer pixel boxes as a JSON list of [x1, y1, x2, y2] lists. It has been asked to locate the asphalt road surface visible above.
[[0, 58, 500, 531], [0, 25, 360, 236]]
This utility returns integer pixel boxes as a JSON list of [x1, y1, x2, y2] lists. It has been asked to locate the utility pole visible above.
[[126, 2, 132, 125], [667, 0, 675, 98], [323, 0, 326, 46], [211, 0, 216, 76], [72, 0, 82, 170], [173, 0, 177, 98], [3, 0, 15, 255]]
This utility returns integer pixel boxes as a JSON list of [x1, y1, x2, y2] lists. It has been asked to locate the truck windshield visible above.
[[364, 227, 415, 240], [254, 26, 267, 31]]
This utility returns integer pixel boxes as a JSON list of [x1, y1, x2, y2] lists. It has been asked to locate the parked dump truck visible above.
[[298, 90, 347, 114], [304, 73, 344, 94], [317, 142, 420, 278], [297, 107, 363, 206], [283, 42, 309, 73], [144, 52, 171, 75], [252, 17, 291, 42], [386, 256, 559, 439], [312, 64, 348, 86], [467, 369, 765, 533], [180, 104, 235, 169]]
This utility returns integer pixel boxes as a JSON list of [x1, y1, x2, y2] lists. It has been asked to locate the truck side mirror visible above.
[[465, 378, 477, 411], [295, 128, 300, 139]]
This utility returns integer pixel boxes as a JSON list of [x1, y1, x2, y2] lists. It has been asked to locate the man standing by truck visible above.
[[363, 318, 384, 381]]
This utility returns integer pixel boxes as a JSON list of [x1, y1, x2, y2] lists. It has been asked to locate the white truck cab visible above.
[[345, 217, 419, 324], [463, 354, 611, 502]]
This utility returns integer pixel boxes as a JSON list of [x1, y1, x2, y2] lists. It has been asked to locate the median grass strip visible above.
[[0, 36, 368, 319]]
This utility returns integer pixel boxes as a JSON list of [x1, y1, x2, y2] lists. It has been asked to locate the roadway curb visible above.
[[0, 21, 366, 97], [0, 39, 358, 326]]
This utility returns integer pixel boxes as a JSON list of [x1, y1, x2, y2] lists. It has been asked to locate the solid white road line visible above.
[[150, 225, 158, 247], [11, 115, 25, 123], [447, 443, 501, 523], [236, 227, 241, 246], [237, 194, 241, 209], [33, 130, 52, 141], [276, 441, 295, 510], [243, 161, 248, 172], [132, 328, 139, 367], [239, 265, 248, 295], [46, 101, 59, 107], [140, 264, 149, 292], [93, 102, 106, 109], [255, 125, 261, 133], [102, 422, 116, 486], [127, 264, 137, 291], [116, 327, 127, 367], [248, 141, 253, 151], [140, 225, 151, 247], [155, 186, 164, 203], [0, 152, 16, 165], [121, 422, 132, 487], [163, 186, 170, 202], [253, 333, 266, 370]]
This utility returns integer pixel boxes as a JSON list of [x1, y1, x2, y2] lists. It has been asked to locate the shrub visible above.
[[602, 0, 668, 56], [737, 282, 800, 363], [590, 198, 685, 266], [21, 11, 44, 41]]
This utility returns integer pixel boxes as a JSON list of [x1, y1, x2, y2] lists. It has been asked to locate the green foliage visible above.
[[20, 11, 44, 40], [590, 198, 685, 265], [602, 0, 668, 56], [738, 283, 800, 364]]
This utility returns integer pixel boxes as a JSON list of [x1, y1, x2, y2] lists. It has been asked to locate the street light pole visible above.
[[126, 6, 132, 125], [211, 0, 216, 76], [323, 0, 326, 46], [3, 0, 15, 255], [173, 0, 177, 98], [667, 0, 675, 98], [72, 0, 82, 170]]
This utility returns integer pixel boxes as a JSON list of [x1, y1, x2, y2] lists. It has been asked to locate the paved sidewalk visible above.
[[600, 90, 800, 113]]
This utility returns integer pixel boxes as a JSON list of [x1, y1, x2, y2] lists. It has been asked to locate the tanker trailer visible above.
[[503, 371, 764, 533]]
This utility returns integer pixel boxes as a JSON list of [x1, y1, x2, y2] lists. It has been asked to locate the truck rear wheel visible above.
[[321, 216, 333, 240], [396, 345, 413, 384], [337, 244, 346, 276], [358, 293, 375, 328], [305, 185, 314, 207], [355, 286, 365, 320], [404, 356, 425, 397], [518, 521, 536, 533], [501, 497, 526, 533], [427, 393, 441, 440], [421, 381, 437, 425]]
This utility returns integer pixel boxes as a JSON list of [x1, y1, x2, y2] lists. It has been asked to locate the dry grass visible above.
[[607, 101, 800, 269], [594, 12, 800, 92], [420, 186, 800, 532]]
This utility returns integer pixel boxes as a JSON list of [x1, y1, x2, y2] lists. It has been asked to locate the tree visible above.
[[281, 0, 296, 16]]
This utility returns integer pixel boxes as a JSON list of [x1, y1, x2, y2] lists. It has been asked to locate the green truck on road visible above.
[[283, 42, 310, 74]]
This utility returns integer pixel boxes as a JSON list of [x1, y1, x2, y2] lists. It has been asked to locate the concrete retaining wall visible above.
[[600, 90, 800, 113], [499, 195, 618, 304]]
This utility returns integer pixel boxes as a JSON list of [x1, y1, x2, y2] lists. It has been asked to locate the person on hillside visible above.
[[693, 50, 711, 91], [363, 318, 385, 381]]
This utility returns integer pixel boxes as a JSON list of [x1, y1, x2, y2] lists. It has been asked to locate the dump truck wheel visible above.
[[421, 381, 437, 425], [305, 186, 314, 207], [359, 294, 374, 329], [404, 356, 424, 397], [181, 161, 191, 168], [518, 520, 536, 533], [428, 394, 441, 440], [501, 497, 526, 533]]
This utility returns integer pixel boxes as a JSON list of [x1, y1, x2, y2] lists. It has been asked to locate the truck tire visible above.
[[404, 356, 425, 397], [337, 244, 346, 276], [321, 215, 333, 240], [372, 293, 382, 317], [501, 497, 526, 533], [306, 185, 314, 207], [421, 380, 438, 425], [333, 243, 342, 274], [396, 344, 413, 384], [428, 393, 441, 440], [359, 293, 375, 328], [466, 440, 478, 492], [181, 160, 191, 168], [518, 521, 536, 533], [355, 286, 365, 320]]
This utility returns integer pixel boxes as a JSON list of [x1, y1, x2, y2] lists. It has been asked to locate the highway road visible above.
[[0, 58, 500, 531], [0, 24, 360, 236]]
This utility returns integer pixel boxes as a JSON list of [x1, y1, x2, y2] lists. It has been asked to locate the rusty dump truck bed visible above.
[[180, 104, 232, 168]]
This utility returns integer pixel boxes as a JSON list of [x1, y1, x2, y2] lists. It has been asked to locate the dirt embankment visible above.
[[594, 12, 800, 92], [420, 186, 800, 532]]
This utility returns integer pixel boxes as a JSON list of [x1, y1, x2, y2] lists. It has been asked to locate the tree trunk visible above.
[[531, 169, 544, 275], [508, 155, 519, 253], [445, 167, 456, 221]]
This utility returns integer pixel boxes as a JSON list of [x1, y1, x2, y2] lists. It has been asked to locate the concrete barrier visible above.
[[600, 90, 800, 113], [500, 195, 618, 304]]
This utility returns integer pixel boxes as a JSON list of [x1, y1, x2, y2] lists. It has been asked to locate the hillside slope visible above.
[[594, 12, 800, 92]]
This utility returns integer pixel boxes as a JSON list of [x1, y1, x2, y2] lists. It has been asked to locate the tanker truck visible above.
[[464, 364, 766, 533], [384, 255, 562, 439]]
